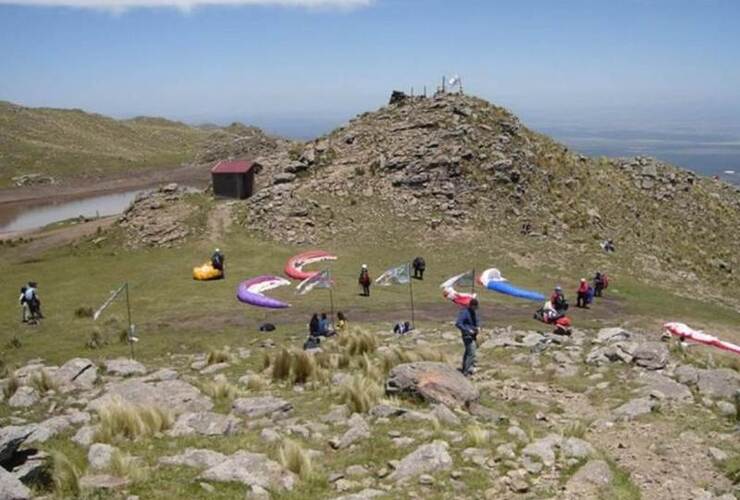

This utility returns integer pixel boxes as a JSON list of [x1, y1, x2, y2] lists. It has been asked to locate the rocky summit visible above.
[[238, 91, 739, 300]]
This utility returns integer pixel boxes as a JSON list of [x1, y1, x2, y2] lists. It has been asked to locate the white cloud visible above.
[[0, 0, 372, 11]]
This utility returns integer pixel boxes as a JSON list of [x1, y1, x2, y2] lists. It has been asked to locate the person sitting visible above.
[[211, 248, 225, 277], [318, 313, 335, 337], [336, 311, 348, 333], [576, 279, 590, 308], [412, 257, 426, 280], [550, 286, 568, 314], [309, 313, 320, 337]]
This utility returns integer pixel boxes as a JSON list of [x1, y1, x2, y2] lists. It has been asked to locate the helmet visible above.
[[580, 278, 586, 282], [362, 264, 368, 269], [555, 285, 562, 291], [215, 248, 220, 252]]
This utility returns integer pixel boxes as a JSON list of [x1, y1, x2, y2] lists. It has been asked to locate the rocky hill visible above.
[[239, 91, 740, 301], [0, 101, 213, 186]]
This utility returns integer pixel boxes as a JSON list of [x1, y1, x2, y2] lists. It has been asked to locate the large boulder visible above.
[[696, 368, 740, 400], [168, 412, 241, 437], [637, 372, 693, 403], [387, 441, 453, 482], [385, 362, 479, 408], [329, 414, 370, 450], [103, 358, 147, 377], [231, 396, 293, 419], [87, 379, 212, 415], [159, 448, 227, 470], [612, 397, 658, 420], [632, 342, 669, 370], [54, 358, 97, 391], [0, 466, 31, 500], [561, 460, 613, 499], [8, 387, 39, 408], [88, 444, 116, 470], [199, 451, 296, 491]]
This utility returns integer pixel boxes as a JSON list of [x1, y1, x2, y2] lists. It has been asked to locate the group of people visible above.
[[357, 256, 427, 297], [535, 271, 609, 335], [19, 281, 42, 324], [303, 311, 348, 350]]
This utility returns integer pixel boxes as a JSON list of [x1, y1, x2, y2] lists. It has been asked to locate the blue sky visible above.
[[1, 0, 740, 138]]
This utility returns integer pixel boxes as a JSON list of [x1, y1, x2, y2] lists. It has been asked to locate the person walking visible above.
[[358, 265, 371, 297], [25, 282, 43, 320], [456, 298, 480, 377], [412, 257, 426, 280], [593, 272, 606, 297], [576, 279, 589, 308]]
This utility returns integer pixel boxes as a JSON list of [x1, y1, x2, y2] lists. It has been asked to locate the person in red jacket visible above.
[[358, 265, 371, 297], [576, 278, 590, 308]]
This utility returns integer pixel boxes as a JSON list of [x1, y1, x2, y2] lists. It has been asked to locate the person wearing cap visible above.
[[550, 286, 568, 314], [576, 278, 590, 308], [358, 265, 371, 297], [211, 248, 225, 278], [456, 298, 480, 377]]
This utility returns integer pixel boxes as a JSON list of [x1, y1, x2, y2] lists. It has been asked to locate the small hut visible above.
[[211, 160, 260, 199]]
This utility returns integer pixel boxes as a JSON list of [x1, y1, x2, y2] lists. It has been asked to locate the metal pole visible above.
[[328, 269, 335, 331], [471, 267, 476, 295], [408, 263, 415, 329], [125, 283, 135, 360]]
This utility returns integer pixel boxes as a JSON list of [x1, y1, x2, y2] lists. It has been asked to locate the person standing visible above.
[[19, 286, 30, 323], [358, 265, 371, 297], [211, 248, 225, 278], [593, 272, 605, 297], [412, 257, 426, 280], [456, 298, 480, 377], [576, 279, 589, 308], [25, 282, 43, 320]]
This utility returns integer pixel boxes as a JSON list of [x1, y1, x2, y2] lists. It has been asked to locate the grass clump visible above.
[[339, 330, 378, 356], [202, 378, 243, 401], [51, 451, 80, 498], [292, 352, 317, 385], [74, 306, 94, 318], [562, 421, 589, 439], [30, 369, 58, 394], [109, 450, 148, 482], [381, 346, 447, 373], [279, 439, 313, 479], [95, 397, 173, 442], [3, 373, 20, 399], [271, 349, 292, 381], [206, 348, 231, 365], [339, 374, 383, 414], [244, 374, 269, 392], [724, 454, 740, 484], [465, 424, 491, 447]]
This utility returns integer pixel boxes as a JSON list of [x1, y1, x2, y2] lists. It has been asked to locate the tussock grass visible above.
[[357, 353, 383, 381], [244, 374, 269, 392], [109, 450, 148, 482], [339, 330, 378, 356], [74, 306, 94, 318], [3, 373, 20, 399], [52, 451, 80, 498], [381, 346, 447, 372], [95, 397, 173, 442], [340, 374, 383, 414], [30, 369, 57, 393], [562, 421, 589, 439], [202, 378, 243, 401], [262, 352, 272, 370], [465, 425, 490, 447], [723, 454, 740, 484], [292, 352, 317, 385], [206, 348, 231, 365], [279, 439, 313, 479], [271, 349, 292, 381]]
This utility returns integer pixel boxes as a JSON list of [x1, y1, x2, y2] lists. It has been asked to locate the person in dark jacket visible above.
[[309, 313, 320, 337], [593, 272, 605, 297], [576, 279, 590, 308], [211, 248, 225, 277], [358, 265, 371, 297], [412, 257, 426, 280], [456, 298, 480, 377], [550, 286, 568, 314]]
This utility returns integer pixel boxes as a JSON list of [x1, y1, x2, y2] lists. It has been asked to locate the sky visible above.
[[1, 0, 740, 143]]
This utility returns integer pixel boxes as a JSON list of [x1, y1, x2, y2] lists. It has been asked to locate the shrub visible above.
[[207, 348, 231, 365], [202, 378, 242, 401], [342, 331, 377, 356], [86, 329, 106, 349], [30, 369, 57, 394], [52, 451, 80, 497], [74, 306, 94, 318], [358, 353, 382, 381], [271, 349, 292, 381], [245, 374, 268, 392], [95, 397, 173, 442], [262, 352, 272, 370], [3, 373, 20, 399], [279, 439, 312, 479], [5, 336, 22, 349], [340, 374, 383, 414], [465, 425, 490, 447]]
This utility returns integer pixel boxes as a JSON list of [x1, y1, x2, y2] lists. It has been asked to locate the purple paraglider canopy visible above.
[[237, 276, 291, 309]]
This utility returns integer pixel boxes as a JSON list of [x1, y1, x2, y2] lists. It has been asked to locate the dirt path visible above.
[[206, 202, 234, 242], [3, 216, 117, 259]]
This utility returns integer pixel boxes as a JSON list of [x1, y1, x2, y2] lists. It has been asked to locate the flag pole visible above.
[[471, 267, 476, 295], [328, 268, 335, 331], [124, 283, 135, 360], [408, 263, 416, 329]]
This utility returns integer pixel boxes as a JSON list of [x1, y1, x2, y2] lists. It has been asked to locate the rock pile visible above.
[[195, 123, 290, 165], [117, 183, 199, 248]]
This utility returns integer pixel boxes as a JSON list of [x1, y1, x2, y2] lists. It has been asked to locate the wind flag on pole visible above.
[[440, 270, 474, 289], [375, 263, 411, 286], [296, 269, 332, 295]]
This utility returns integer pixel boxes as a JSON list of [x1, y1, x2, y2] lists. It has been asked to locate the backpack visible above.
[[259, 323, 276, 332]]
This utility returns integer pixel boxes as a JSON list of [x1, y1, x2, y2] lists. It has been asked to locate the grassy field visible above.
[[0, 101, 209, 186]]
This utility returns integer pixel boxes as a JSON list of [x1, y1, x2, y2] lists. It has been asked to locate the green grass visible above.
[[0, 101, 209, 185], [606, 459, 642, 500]]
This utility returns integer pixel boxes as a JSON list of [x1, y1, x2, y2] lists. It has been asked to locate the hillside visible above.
[[0, 101, 210, 186], [238, 91, 740, 305]]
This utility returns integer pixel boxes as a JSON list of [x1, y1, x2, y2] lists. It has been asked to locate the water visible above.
[[0, 189, 144, 234], [541, 127, 740, 185]]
